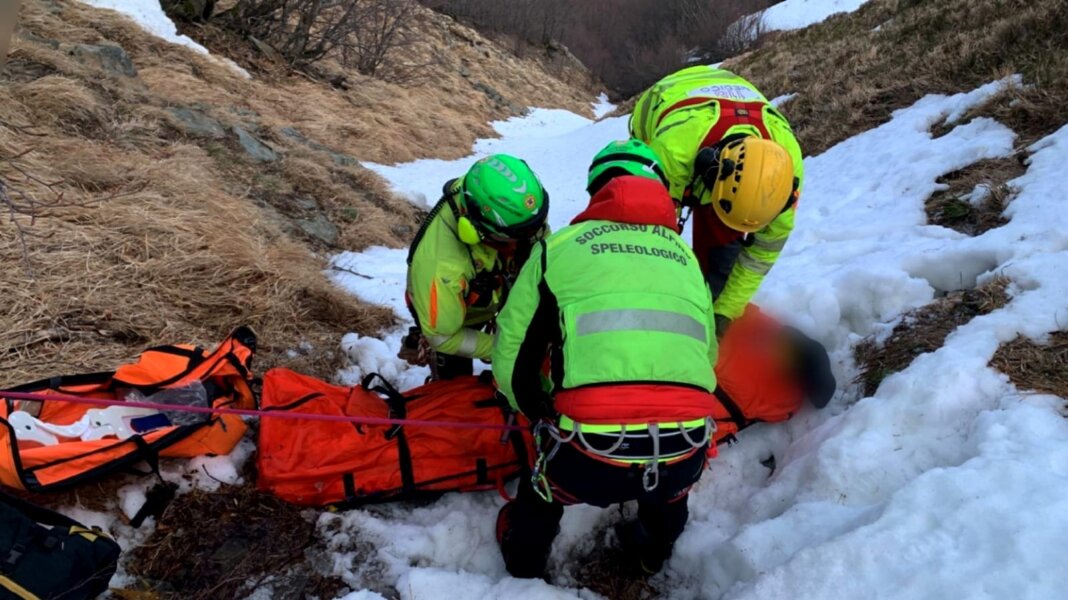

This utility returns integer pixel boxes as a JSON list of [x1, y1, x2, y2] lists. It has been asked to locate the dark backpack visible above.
[[0, 490, 119, 600]]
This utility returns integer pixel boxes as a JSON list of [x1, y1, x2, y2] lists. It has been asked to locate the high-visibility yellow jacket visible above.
[[406, 180, 544, 360]]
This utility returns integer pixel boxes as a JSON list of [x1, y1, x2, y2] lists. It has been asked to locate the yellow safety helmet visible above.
[[697, 137, 796, 233]]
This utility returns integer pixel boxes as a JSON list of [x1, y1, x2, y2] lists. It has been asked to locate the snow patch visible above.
[[79, 0, 251, 78], [81, 0, 210, 53], [591, 93, 616, 119], [365, 111, 628, 231], [336, 591, 390, 600], [760, 0, 873, 32], [185, 435, 256, 491]]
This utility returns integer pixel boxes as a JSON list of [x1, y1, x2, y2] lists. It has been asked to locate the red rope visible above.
[[0, 391, 525, 432]]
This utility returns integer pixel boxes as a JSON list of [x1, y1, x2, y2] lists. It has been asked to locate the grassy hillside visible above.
[[731, 0, 1067, 155], [0, 0, 597, 387]]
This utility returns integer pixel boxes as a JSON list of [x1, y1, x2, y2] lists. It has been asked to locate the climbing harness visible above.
[[529, 417, 714, 500]]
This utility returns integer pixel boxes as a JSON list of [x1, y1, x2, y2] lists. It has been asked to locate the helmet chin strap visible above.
[[687, 133, 754, 210], [484, 238, 517, 252]]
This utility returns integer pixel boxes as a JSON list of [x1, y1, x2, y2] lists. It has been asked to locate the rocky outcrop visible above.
[[67, 42, 137, 77], [167, 106, 226, 139], [279, 127, 359, 167], [232, 126, 278, 162]]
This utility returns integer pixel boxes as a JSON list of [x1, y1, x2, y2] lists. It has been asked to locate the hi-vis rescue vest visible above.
[[545, 220, 715, 392], [405, 181, 506, 358], [406, 180, 527, 360], [494, 213, 717, 409]]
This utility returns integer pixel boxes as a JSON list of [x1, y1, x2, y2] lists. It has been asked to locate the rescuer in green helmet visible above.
[[493, 140, 719, 578], [401, 154, 550, 379]]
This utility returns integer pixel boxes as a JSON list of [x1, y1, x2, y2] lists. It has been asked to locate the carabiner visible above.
[[642, 461, 660, 492], [642, 423, 662, 491]]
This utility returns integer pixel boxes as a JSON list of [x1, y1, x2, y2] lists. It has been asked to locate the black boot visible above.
[[496, 482, 563, 578], [620, 497, 690, 575]]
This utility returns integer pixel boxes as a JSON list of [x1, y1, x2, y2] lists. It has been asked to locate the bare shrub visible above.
[[338, 0, 434, 83], [715, 10, 768, 58], [425, 0, 776, 97], [223, 0, 422, 78], [0, 147, 65, 277]]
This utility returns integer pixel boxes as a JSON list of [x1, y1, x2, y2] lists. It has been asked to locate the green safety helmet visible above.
[[458, 154, 549, 244], [586, 139, 668, 195]]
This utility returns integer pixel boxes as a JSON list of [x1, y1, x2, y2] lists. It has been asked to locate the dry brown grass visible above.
[[925, 155, 1027, 235], [0, 140, 393, 386], [171, 6, 598, 163], [127, 484, 348, 599], [573, 550, 659, 600], [854, 277, 1011, 397], [990, 332, 1068, 402], [0, 0, 595, 388], [727, 0, 1068, 156], [564, 517, 660, 600]]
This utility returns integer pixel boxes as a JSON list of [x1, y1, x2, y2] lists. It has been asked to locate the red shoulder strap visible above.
[[700, 99, 771, 148]]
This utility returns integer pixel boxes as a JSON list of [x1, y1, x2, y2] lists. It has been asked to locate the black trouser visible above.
[[497, 440, 706, 578], [706, 240, 744, 300]]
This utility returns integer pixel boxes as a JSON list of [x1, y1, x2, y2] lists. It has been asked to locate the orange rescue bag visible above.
[[257, 369, 530, 507], [0, 327, 256, 492]]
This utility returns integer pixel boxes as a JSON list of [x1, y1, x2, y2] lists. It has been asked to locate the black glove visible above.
[[715, 314, 732, 340]]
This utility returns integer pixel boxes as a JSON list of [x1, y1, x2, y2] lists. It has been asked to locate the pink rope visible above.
[[0, 390, 525, 432]]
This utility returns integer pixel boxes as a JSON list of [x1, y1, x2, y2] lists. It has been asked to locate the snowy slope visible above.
[[760, 0, 873, 32], [329, 78, 1068, 599]]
